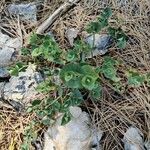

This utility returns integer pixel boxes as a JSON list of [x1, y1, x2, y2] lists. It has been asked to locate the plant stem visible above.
[[91, 33, 95, 57]]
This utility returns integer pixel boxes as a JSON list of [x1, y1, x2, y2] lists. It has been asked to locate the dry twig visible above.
[[36, 0, 80, 34]]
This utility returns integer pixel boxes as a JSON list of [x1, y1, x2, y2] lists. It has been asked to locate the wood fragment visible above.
[[36, 0, 80, 34]]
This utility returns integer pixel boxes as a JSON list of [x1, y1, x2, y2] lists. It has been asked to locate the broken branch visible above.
[[36, 0, 80, 34]]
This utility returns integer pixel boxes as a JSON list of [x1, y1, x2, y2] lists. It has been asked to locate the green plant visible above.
[[20, 8, 129, 129], [108, 27, 128, 49], [66, 39, 92, 62], [86, 8, 112, 34], [126, 69, 145, 87], [146, 73, 150, 86], [21, 121, 37, 150], [60, 63, 99, 90], [27, 88, 84, 126], [31, 34, 63, 64], [8, 62, 28, 76], [100, 56, 120, 82], [86, 7, 128, 49], [23, 32, 102, 126]]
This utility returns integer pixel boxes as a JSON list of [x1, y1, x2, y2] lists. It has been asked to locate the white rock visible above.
[[8, 3, 37, 22], [123, 127, 146, 150], [43, 106, 103, 150], [65, 28, 79, 46], [69, 106, 82, 118], [2, 64, 43, 107], [0, 32, 21, 67], [0, 68, 10, 79], [0, 82, 5, 99], [85, 34, 113, 58], [145, 140, 150, 150]]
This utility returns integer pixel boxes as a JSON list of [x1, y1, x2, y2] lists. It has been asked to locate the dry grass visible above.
[[0, 0, 150, 150], [0, 107, 35, 149]]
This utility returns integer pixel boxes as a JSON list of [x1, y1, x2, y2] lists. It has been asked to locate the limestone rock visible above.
[[65, 28, 79, 46], [123, 127, 146, 150], [8, 3, 37, 22], [145, 140, 150, 150], [85, 34, 113, 58], [43, 106, 103, 150], [1, 64, 43, 109], [0, 68, 10, 80], [0, 82, 5, 99], [0, 32, 21, 67]]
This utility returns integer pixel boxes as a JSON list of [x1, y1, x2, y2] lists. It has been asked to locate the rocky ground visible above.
[[0, 0, 150, 150]]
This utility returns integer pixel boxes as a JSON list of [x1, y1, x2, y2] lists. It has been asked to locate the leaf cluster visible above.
[[86, 8, 112, 33], [126, 69, 146, 87], [60, 63, 99, 90], [27, 88, 84, 126], [21, 122, 37, 150], [86, 7, 128, 49], [100, 57, 120, 82], [31, 34, 62, 64], [9, 62, 27, 76]]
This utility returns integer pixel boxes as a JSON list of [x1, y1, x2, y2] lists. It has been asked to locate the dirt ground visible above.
[[0, 0, 150, 150]]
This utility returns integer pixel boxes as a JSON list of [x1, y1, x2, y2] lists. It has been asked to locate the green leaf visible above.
[[90, 84, 102, 100], [74, 40, 92, 53], [101, 7, 112, 19], [71, 89, 83, 100], [61, 99, 71, 111], [26, 107, 33, 113], [128, 76, 145, 87], [36, 110, 46, 118], [108, 27, 128, 49], [29, 33, 38, 45], [86, 8, 112, 34], [30, 34, 63, 63], [81, 75, 96, 90], [31, 48, 42, 57], [98, 17, 109, 28], [42, 118, 55, 125], [111, 76, 121, 82], [81, 65, 99, 79], [108, 27, 118, 37], [52, 101, 61, 111], [21, 48, 30, 56], [70, 89, 83, 105], [101, 57, 120, 82], [102, 67, 115, 78], [86, 21, 102, 33], [31, 100, 41, 106], [61, 112, 71, 125], [60, 63, 83, 88], [112, 82, 125, 93], [9, 62, 27, 76], [117, 36, 127, 49], [64, 71, 75, 82], [103, 56, 118, 66], [21, 143, 29, 150], [61, 90, 83, 111], [126, 70, 145, 87], [102, 67, 120, 82], [36, 81, 55, 93], [60, 63, 99, 89], [9, 67, 19, 76], [42, 118, 51, 126], [21, 122, 37, 150], [65, 77, 82, 89], [71, 98, 82, 106], [146, 73, 150, 86], [66, 50, 78, 62]]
